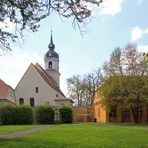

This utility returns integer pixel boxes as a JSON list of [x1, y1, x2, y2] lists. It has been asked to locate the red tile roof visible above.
[[0, 79, 9, 99]]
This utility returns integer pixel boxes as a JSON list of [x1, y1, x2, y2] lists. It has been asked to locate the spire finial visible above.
[[48, 30, 55, 50]]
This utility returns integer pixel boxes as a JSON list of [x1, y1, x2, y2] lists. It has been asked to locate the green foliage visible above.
[[101, 76, 148, 123], [143, 52, 148, 63], [59, 106, 73, 123], [0, 104, 33, 125], [0, 104, 16, 125], [101, 76, 148, 107], [14, 105, 34, 125], [35, 104, 54, 124]]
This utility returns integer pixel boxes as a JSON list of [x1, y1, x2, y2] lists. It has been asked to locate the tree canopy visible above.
[[100, 44, 148, 123], [0, 0, 103, 52], [103, 43, 147, 77], [101, 76, 148, 123]]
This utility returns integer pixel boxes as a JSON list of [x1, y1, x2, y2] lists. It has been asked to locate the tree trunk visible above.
[[130, 106, 139, 124]]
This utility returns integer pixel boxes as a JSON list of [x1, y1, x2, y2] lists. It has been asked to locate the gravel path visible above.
[[0, 125, 51, 139]]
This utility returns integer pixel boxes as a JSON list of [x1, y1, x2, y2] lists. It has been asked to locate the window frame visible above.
[[30, 98, 35, 107]]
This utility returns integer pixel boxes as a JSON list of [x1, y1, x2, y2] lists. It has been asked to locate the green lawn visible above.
[[0, 125, 38, 134], [0, 123, 148, 148]]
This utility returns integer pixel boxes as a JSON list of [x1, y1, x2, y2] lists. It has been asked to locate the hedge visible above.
[[59, 106, 73, 123], [0, 104, 33, 125], [14, 105, 34, 124], [35, 104, 54, 124], [0, 104, 15, 124]]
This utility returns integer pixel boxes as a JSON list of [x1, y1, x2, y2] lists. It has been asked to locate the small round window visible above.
[[56, 94, 59, 97]]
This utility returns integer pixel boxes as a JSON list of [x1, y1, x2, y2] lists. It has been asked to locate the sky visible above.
[[0, 0, 148, 95]]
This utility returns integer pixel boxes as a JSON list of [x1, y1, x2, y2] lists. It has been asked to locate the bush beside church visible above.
[[0, 103, 73, 125], [0, 104, 33, 125]]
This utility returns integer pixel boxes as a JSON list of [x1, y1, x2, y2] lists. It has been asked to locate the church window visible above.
[[35, 87, 39, 93], [19, 98, 24, 105], [56, 94, 59, 97], [48, 61, 52, 69], [30, 98, 34, 107]]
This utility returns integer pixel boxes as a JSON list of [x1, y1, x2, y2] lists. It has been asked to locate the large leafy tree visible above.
[[101, 44, 148, 123], [0, 0, 103, 52], [101, 76, 148, 123]]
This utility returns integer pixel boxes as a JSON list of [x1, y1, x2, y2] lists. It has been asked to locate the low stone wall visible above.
[[72, 106, 94, 122]]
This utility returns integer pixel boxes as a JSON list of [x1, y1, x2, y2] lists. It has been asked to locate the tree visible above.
[[143, 52, 148, 75], [67, 70, 102, 106], [67, 75, 83, 106], [143, 52, 148, 63], [82, 69, 102, 105], [103, 43, 146, 77], [101, 76, 148, 123], [0, 0, 103, 53], [103, 47, 123, 77], [101, 43, 148, 123]]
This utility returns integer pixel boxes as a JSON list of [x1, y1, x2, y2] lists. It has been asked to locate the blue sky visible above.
[[0, 0, 148, 95]]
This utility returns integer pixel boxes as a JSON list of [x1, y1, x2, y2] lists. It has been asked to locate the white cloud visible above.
[[131, 26, 144, 41], [137, 45, 148, 53], [145, 28, 148, 33], [0, 49, 44, 88], [100, 0, 125, 16], [131, 26, 148, 41]]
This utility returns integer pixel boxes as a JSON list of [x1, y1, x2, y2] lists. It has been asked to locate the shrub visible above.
[[15, 105, 34, 124], [0, 104, 33, 125], [35, 104, 54, 124], [59, 106, 73, 123], [0, 104, 16, 125]]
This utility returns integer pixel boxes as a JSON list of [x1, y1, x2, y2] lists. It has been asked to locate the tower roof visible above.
[[48, 31, 55, 50], [45, 31, 59, 58]]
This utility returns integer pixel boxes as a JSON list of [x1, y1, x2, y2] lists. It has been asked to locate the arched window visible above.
[[19, 98, 24, 105], [30, 98, 34, 107], [48, 61, 52, 69]]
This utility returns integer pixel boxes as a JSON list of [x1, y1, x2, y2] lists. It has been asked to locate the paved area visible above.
[[0, 125, 51, 139]]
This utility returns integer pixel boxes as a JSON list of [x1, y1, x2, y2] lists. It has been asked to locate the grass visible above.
[[0, 125, 38, 134], [0, 123, 148, 148]]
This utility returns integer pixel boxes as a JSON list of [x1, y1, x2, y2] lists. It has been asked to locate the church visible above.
[[1, 33, 72, 107]]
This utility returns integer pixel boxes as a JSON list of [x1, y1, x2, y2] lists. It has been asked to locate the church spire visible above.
[[48, 30, 55, 50]]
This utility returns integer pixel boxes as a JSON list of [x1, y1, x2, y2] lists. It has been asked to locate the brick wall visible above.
[[72, 106, 94, 122]]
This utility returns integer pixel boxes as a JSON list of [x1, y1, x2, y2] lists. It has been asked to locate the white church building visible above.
[[15, 33, 72, 107]]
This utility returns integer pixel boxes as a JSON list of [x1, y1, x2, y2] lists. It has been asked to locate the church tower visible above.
[[44, 32, 60, 88]]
